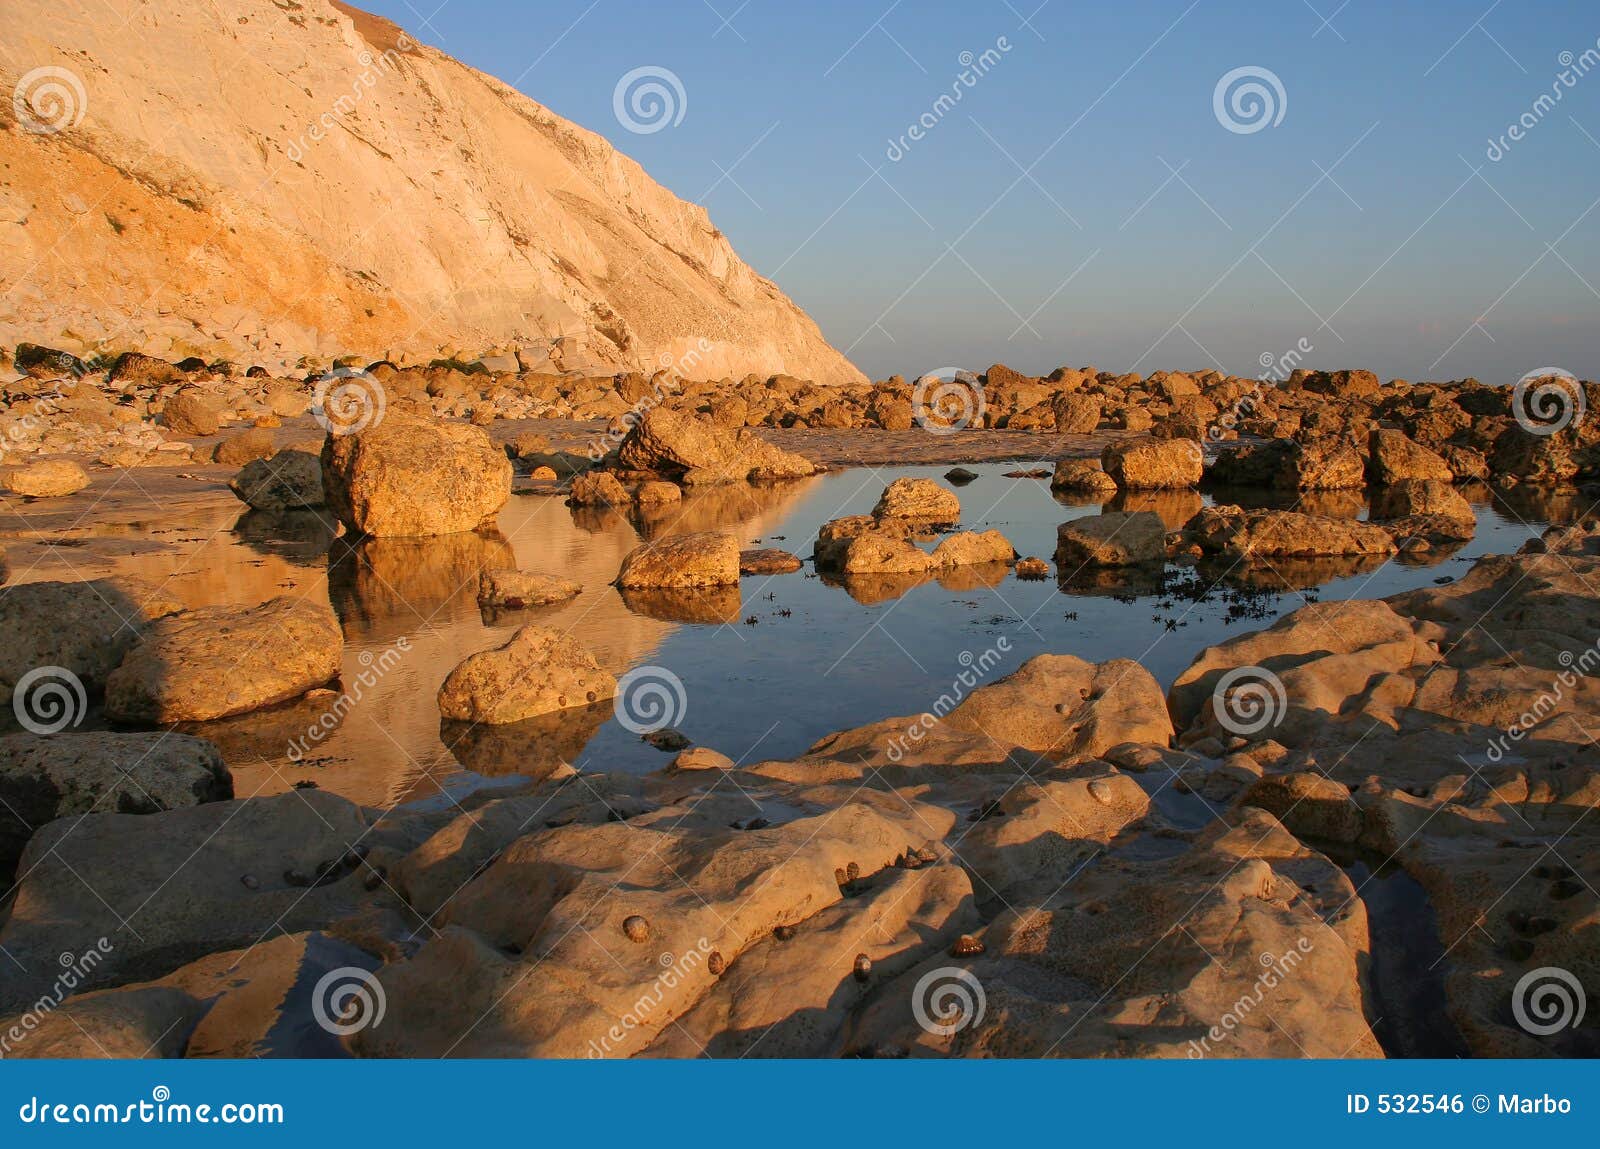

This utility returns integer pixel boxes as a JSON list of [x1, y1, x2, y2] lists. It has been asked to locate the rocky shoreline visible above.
[[1, 352, 1596, 1059]]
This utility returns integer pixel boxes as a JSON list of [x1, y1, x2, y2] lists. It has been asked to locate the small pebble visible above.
[[623, 915, 650, 943]]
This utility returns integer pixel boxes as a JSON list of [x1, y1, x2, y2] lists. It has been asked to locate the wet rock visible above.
[[437, 624, 616, 725], [322, 415, 512, 537], [105, 597, 344, 723], [1102, 437, 1202, 489], [739, 547, 802, 575], [1014, 556, 1050, 579], [5, 459, 89, 497], [477, 569, 582, 609], [872, 477, 960, 522], [944, 467, 978, 484], [1055, 511, 1166, 568], [616, 532, 740, 588], [229, 450, 324, 510], [1370, 478, 1473, 522]]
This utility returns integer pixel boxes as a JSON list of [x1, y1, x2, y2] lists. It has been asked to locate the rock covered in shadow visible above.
[[0, 731, 232, 880], [229, 450, 325, 511], [0, 577, 185, 708], [0, 789, 385, 1015]]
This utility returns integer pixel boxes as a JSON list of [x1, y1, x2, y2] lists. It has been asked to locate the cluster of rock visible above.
[[7, 519, 1594, 1058], [7, 349, 1596, 493]]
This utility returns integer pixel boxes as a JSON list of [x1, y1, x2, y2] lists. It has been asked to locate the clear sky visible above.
[[363, 0, 1599, 385]]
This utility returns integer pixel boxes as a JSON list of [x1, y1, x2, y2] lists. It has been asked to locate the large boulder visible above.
[[437, 624, 616, 725], [1055, 511, 1166, 567], [615, 408, 815, 483], [616, 532, 741, 588], [1102, 437, 1202, 489], [5, 459, 89, 498], [0, 732, 231, 877], [568, 470, 629, 506], [105, 597, 343, 723], [228, 450, 324, 510], [322, 415, 511, 536]]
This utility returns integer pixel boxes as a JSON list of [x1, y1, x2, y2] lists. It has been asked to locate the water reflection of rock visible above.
[[617, 585, 742, 624], [440, 702, 611, 778], [327, 530, 517, 636], [1057, 564, 1166, 598], [231, 509, 337, 562], [1208, 486, 1368, 520], [822, 561, 1010, 605], [1103, 489, 1203, 531], [1204, 552, 1393, 591], [629, 477, 821, 540], [177, 690, 347, 765], [1492, 484, 1585, 524]]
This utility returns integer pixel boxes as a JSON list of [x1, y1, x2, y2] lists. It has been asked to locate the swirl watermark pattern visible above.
[[613, 66, 687, 134], [1511, 966, 1586, 1037], [1511, 368, 1585, 436], [311, 368, 387, 437], [911, 369, 985, 435], [13, 66, 86, 135], [311, 966, 386, 1036], [12, 666, 88, 735], [613, 665, 689, 735], [1213, 66, 1287, 135], [1210, 665, 1287, 737], [912, 966, 986, 1036]]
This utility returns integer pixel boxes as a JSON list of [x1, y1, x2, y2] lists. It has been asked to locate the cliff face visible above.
[[0, 0, 865, 383]]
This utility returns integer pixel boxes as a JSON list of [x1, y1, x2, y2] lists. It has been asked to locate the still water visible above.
[[3, 465, 1566, 810]]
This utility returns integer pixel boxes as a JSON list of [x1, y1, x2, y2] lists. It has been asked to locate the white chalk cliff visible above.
[[0, 0, 864, 382]]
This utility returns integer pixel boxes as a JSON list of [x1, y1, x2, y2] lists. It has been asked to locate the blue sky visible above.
[[365, 0, 1599, 384]]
